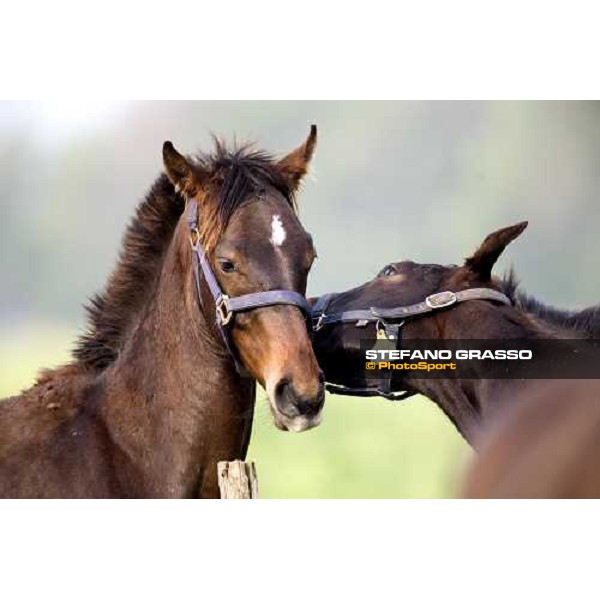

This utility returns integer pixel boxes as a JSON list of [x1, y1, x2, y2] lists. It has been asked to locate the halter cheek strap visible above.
[[187, 199, 311, 374], [311, 287, 513, 400]]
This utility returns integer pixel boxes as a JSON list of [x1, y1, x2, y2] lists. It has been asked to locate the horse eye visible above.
[[380, 265, 396, 277], [218, 259, 236, 274]]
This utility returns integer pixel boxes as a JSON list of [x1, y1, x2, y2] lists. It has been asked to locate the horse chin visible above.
[[273, 412, 322, 433]]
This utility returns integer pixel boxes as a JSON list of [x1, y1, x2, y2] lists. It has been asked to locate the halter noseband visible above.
[[187, 199, 311, 373], [311, 287, 512, 400]]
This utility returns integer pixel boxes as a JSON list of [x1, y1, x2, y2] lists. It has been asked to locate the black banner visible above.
[[361, 339, 600, 379]]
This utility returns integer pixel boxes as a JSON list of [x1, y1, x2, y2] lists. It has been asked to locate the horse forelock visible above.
[[194, 140, 296, 253]]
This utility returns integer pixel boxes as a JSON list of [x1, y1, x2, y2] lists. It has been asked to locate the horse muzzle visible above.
[[268, 372, 325, 432]]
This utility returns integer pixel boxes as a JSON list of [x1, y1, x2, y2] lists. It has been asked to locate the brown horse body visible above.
[[462, 380, 600, 498], [1, 131, 324, 498]]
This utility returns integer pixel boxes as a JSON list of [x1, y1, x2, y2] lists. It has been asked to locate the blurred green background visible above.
[[2, 101, 599, 497]]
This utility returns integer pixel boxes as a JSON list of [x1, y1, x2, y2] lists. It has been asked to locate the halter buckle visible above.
[[216, 295, 233, 326], [425, 291, 457, 309]]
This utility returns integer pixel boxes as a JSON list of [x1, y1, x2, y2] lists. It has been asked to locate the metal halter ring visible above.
[[216, 295, 233, 326], [189, 227, 200, 250], [313, 312, 326, 332]]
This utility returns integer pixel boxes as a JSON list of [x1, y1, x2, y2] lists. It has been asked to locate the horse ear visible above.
[[464, 221, 528, 279], [277, 125, 317, 190], [162, 142, 202, 197]]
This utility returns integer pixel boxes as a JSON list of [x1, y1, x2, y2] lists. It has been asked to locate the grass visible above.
[[0, 320, 76, 399], [0, 323, 471, 498], [249, 390, 471, 498]]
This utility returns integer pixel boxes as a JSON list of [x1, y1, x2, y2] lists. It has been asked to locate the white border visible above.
[[1, 2, 598, 597], [2, 501, 597, 599], [1, 1, 599, 99]]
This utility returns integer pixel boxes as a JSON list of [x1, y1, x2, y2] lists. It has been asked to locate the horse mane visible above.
[[499, 268, 600, 337], [74, 141, 294, 371]]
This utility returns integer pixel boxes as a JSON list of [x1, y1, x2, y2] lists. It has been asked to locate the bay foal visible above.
[[0, 129, 324, 498]]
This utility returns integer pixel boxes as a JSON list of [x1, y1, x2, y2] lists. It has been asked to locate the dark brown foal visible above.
[[312, 222, 600, 445]]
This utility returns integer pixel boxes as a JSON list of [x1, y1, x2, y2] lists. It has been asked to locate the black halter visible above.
[[311, 287, 512, 400], [187, 199, 311, 374]]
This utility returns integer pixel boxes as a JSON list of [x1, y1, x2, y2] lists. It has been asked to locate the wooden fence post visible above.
[[217, 460, 259, 499]]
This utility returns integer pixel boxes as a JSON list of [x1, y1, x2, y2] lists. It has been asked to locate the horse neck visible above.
[[415, 377, 530, 446], [406, 305, 560, 446], [98, 219, 255, 496]]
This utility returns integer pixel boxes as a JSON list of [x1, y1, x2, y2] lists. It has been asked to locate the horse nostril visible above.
[[274, 378, 298, 417], [273, 376, 324, 418], [274, 377, 292, 400]]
